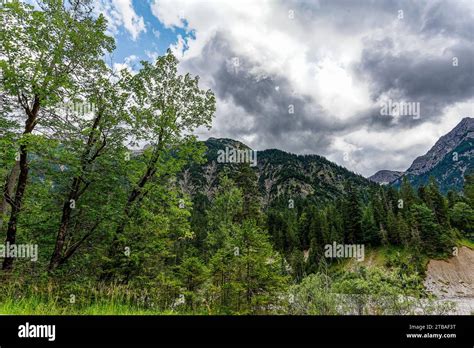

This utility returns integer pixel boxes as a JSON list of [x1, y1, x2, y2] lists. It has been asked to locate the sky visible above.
[[96, 0, 473, 177]]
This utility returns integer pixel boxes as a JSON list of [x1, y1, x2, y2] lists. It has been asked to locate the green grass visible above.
[[328, 245, 432, 280], [459, 238, 474, 249], [331, 245, 414, 269], [0, 279, 183, 315], [0, 296, 168, 315]]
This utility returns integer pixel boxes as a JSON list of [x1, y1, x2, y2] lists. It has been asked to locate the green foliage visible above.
[[287, 266, 454, 315], [287, 273, 337, 315], [450, 202, 474, 238], [409, 203, 455, 257], [0, 0, 114, 107], [204, 177, 288, 314]]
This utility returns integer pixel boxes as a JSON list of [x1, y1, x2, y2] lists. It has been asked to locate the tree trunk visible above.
[[0, 161, 20, 230], [48, 111, 103, 271], [104, 162, 158, 268], [102, 141, 163, 279], [48, 177, 80, 270], [111, 146, 161, 243], [3, 146, 30, 270], [2, 97, 40, 271]]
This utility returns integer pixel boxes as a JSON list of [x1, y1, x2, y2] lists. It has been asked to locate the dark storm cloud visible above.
[[283, 0, 472, 41], [420, 1, 474, 41], [357, 39, 474, 126], [342, 0, 474, 129], [281, 0, 424, 33], [184, 32, 359, 152], [285, 0, 473, 128], [173, 0, 473, 175]]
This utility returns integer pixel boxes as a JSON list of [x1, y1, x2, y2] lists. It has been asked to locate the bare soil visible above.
[[424, 246, 474, 314], [424, 246, 474, 298]]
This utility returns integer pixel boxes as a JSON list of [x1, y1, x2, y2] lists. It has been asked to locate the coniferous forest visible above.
[[0, 1, 473, 317]]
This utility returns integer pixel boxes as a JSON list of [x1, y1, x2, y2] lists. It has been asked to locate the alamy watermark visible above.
[[217, 146, 258, 167], [324, 242, 364, 261], [380, 99, 420, 119], [18, 322, 55, 342], [0, 242, 38, 262], [58, 100, 97, 117]]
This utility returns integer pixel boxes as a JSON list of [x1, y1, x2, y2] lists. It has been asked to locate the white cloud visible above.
[[150, 0, 372, 120], [145, 50, 159, 62], [96, 0, 146, 41], [327, 100, 474, 175], [113, 54, 140, 75], [152, 28, 161, 39], [149, 0, 472, 176], [124, 55, 139, 64]]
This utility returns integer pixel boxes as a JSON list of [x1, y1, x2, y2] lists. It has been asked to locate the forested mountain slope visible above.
[[180, 137, 375, 205]]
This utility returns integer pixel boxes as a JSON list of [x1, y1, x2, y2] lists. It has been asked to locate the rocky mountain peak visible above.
[[368, 170, 403, 185], [406, 117, 473, 176]]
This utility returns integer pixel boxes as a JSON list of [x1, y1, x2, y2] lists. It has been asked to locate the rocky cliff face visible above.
[[407, 117, 473, 176], [391, 117, 473, 192], [369, 170, 403, 185]]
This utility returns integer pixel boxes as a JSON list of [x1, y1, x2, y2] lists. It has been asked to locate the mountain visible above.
[[181, 137, 374, 205], [369, 170, 403, 185], [183, 118, 472, 204], [392, 117, 473, 192]]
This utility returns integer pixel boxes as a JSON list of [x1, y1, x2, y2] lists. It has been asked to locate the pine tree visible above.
[[464, 174, 474, 208], [289, 249, 306, 281], [447, 190, 461, 209], [400, 176, 417, 214], [234, 163, 262, 224], [450, 202, 474, 237], [177, 256, 209, 311], [371, 188, 387, 232], [410, 204, 449, 255], [386, 209, 400, 245], [342, 183, 362, 243], [206, 177, 288, 313], [396, 212, 411, 247], [361, 204, 379, 246], [427, 178, 449, 227], [298, 209, 311, 249], [418, 185, 432, 208]]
